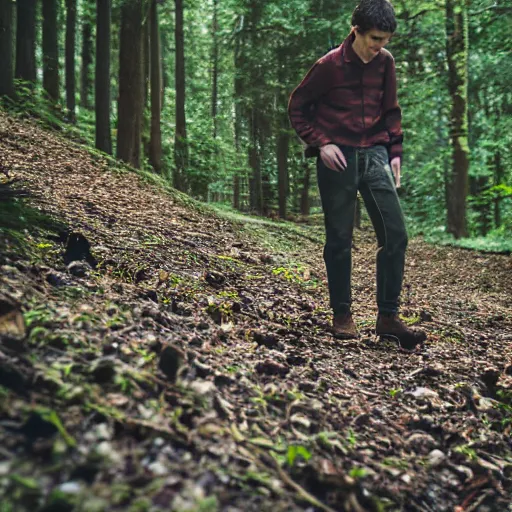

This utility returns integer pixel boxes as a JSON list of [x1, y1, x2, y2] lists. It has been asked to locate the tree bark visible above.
[[42, 0, 60, 102], [117, 0, 144, 168], [300, 158, 310, 217], [15, 0, 37, 84], [276, 46, 289, 219], [174, 0, 187, 190], [445, 0, 469, 238], [95, 0, 112, 154], [0, 0, 15, 97], [149, 0, 162, 172], [232, 18, 244, 210], [65, 0, 77, 121], [211, 0, 219, 139], [80, 15, 93, 109]]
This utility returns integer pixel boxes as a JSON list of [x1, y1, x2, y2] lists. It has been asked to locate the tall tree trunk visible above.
[[15, 0, 37, 84], [247, 1, 263, 214], [277, 122, 289, 219], [149, 0, 162, 172], [445, 0, 469, 238], [232, 19, 244, 211], [211, 0, 219, 139], [117, 0, 143, 168], [95, 0, 112, 154], [248, 110, 262, 213], [80, 15, 93, 109], [42, 0, 60, 101], [0, 0, 15, 97], [276, 46, 289, 219], [174, 0, 187, 190], [494, 149, 503, 228], [65, 0, 77, 121], [300, 159, 310, 217]]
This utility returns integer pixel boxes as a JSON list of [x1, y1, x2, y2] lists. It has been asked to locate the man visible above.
[[288, 0, 426, 350]]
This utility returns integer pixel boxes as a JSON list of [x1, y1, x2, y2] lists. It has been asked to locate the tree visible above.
[[65, 0, 77, 120], [80, 10, 93, 109], [95, 0, 112, 154], [149, 0, 162, 172], [174, 0, 187, 190], [0, 0, 15, 97], [42, 0, 60, 101], [445, 0, 469, 238], [117, 0, 144, 168], [15, 0, 37, 84], [211, 0, 219, 139]]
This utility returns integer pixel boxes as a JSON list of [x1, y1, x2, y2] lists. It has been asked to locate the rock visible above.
[[194, 360, 211, 378], [252, 330, 279, 349], [46, 271, 73, 287], [204, 271, 226, 287], [427, 449, 446, 467], [159, 345, 185, 382], [480, 367, 500, 389], [405, 433, 438, 454], [255, 359, 289, 376], [408, 387, 439, 399], [0, 294, 26, 347], [189, 379, 216, 395], [64, 232, 97, 267], [90, 357, 117, 383], [0, 360, 29, 397], [67, 260, 91, 277]]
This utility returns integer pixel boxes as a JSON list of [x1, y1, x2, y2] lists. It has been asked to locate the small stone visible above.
[[253, 330, 279, 349], [480, 367, 500, 389], [46, 271, 73, 287], [149, 460, 169, 476], [90, 357, 117, 383], [408, 387, 439, 399], [255, 359, 289, 377], [189, 379, 216, 395], [427, 449, 446, 467], [67, 260, 91, 278], [159, 345, 185, 382], [405, 433, 438, 454]]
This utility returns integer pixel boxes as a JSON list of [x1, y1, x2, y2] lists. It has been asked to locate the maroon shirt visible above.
[[288, 32, 403, 161]]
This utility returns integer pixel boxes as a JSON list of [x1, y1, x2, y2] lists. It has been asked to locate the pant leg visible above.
[[358, 146, 408, 314], [316, 147, 358, 315]]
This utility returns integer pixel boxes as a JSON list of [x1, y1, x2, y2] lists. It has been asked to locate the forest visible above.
[[1, 0, 512, 511], [0, 0, 511, 248]]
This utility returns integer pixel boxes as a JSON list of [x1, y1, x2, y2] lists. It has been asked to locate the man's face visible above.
[[356, 28, 392, 61]]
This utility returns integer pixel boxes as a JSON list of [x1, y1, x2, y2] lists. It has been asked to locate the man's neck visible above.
[[351, 36, 372, 64]]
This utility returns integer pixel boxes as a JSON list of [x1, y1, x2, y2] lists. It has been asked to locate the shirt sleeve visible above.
[[382, 56, 403, 161], [288, 58, 333, 148]]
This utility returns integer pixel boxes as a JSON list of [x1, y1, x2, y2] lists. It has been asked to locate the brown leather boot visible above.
[[332, 312, 359, 339], [376, 313, 426, 350]]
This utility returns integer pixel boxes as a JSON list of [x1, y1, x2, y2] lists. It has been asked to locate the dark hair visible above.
[[351, 0, 397, 34]]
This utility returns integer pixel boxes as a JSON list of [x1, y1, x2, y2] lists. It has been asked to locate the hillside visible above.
[[1, 110, 511, 512]]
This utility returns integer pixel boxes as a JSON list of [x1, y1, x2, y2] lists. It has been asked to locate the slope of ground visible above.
[[1, 110, 511, 512]]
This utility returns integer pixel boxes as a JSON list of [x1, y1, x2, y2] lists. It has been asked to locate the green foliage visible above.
[[286, 444, 312, 467]]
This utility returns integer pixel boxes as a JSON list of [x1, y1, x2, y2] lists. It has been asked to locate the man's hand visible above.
[[390, 156, 401, 188], [320, 144, 347, 172]]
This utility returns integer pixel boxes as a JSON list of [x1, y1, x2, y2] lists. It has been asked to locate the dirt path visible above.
[[1, 111, 511, 511]]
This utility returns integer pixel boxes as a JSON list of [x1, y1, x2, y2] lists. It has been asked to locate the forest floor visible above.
[[1, 109, 512, 512]]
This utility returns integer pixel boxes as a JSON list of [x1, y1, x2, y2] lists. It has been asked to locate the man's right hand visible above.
[[319, 144, 347, 172]]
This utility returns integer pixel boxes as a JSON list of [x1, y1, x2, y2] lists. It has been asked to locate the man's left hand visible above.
[[390, 157, 401, 189]]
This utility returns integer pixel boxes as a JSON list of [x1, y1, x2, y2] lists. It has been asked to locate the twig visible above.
[[269, 453, 338, 512]]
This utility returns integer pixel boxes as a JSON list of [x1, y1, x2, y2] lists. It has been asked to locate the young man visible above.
[[288, 0, 426, 350]]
